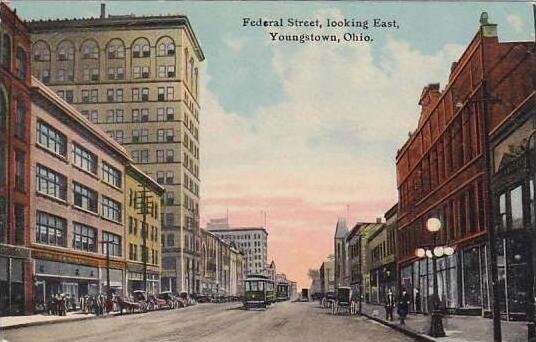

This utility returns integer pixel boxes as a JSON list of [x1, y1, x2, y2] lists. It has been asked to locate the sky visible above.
[[12, 0, 535, 289]]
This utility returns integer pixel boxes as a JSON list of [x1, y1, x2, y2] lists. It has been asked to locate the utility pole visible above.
[[136, 181, 153, 294]]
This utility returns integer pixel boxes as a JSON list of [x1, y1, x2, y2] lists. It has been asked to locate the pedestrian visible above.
[[384, 288, 395, 321], [397, 288, 410, 325], [415, 288, 421, 314]]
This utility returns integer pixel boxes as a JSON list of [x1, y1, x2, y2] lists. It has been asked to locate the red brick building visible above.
[[0, 2, 33, 315], [396, 14, 535, 316]]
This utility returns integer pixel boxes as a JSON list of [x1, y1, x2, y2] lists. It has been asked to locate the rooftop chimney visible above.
[[100, 3, 106, 19], [376, 217, 382, 224], [479, 11, 497, 38]]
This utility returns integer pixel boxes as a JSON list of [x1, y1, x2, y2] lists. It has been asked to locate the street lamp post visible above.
[[415, 218, 455, 338]]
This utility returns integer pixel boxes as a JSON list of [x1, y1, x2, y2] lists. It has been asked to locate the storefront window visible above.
[[510, 186, 523, 229], [462, 247, 482, 308]]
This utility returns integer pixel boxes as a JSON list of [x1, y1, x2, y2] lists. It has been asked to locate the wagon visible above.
[[332, 287, 351, 315]]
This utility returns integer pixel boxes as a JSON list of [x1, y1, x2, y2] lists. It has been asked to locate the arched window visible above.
[[1, 34, 11, 68], [0, 88, 6, 131], [33, 41, 50, 62], [57, 40, 75, 61], [16, 47, 27, 80], [131, 38, 150, 58], [156, 36, 175, 56], [81, 40, 99, 59], [106, 39, 125, 59]]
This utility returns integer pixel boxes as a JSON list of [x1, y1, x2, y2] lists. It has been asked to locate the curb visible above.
[[1, 312, 123, 331], [360, 312, 438, 342]]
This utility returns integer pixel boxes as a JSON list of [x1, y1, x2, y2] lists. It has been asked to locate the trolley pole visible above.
[[136, 181, 153, 294]]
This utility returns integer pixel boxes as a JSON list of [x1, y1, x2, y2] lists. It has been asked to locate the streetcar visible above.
[[266, 279, 275, 305], [244, 274, 270, 310], [276, 281, 290, 301]]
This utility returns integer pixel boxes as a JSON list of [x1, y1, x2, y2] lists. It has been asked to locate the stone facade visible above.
[[31, 77, 131, 309], [29, 5, 204, 294]]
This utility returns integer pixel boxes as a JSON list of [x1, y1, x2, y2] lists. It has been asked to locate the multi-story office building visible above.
[[125, 164, 165, 294], [0, 2, 33, 316], [396, 14, 535, 316], [31, 77, 131, 309], [29, 4, 205, 294], [209, 227, 268, 276]]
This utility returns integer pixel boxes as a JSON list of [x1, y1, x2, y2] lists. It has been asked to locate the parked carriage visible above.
[[244, 275, 270, 310], [157, 291, 178, 309], [331, 287, 351, 315], [322, 291, 336, 309]]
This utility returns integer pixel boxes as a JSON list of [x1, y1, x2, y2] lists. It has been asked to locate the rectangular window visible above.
[[133, 66, 141, 79], [140, 150, 149, 163], [117, 67, 124, 80], [158, 65, 166, 78], [166, 107, 174, 121], [102, 232, 121, 257], [166, 87, 174, 100], [116, 89, 123, 102], [102, 162, 122, 188], [132, 88, 140, 101], [116, 109, 124, 123], [157, 108, 165, 121], [102, 197, 121, 222], [132, 109, 140, 122], [73, 182, 98, 213], [107, 89, 114, 102], [166, 149, 174, 163], [73, 144, 98, 174], [91, 89, 98, 103], [15, 101, 26, 140], [36, 211, 66, 247], [156, 171, 164, 184], [158, 87, 165, 101], [511, 186, 523, 229], [37, 120, 67, 156], [166, 171, 174, 184], [90, 110, 98, 124], [81, 89, 90, 103], [115, 130, 124, 144], [167, 65, 175, 78], [142, 66, 149, 78], [142, 88, 149, 102], [141, 108, 149, 122], [166, 129, 174, 142], [14, 204, 24, 245], [73, 222, 97, 252], [65, 90, 74, 104], [157, 129, 165, 142], [15, 151, 25, 192], [36, 164, 67, 200], [156, 150, 164, 163]]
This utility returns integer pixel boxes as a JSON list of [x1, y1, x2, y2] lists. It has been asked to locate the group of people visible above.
[[46, 294, 77, 316], [79, 294, 117, 315]]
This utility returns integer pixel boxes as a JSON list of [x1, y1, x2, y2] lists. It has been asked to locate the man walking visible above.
[[384, 288, 395, 321]]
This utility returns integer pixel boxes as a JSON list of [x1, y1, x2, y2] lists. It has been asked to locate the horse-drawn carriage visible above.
[[331, 287, 351, 315]]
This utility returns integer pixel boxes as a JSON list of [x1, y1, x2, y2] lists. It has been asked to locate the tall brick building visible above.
[[0, 2, 33, 315], [396, 14, 536, 317]]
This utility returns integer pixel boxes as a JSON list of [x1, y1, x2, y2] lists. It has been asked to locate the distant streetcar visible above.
[[244, 274, 271, 310], [276, 281, 290, 301]]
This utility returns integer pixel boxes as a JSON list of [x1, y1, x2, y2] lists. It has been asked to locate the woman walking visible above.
[[397, 288, 410, 325]]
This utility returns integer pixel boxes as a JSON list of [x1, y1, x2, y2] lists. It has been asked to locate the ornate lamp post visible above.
[[415, 218, 455, 338]]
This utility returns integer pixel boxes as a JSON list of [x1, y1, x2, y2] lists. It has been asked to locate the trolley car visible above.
[[276, 281, 290, 301], [244, 275, 270, 310]]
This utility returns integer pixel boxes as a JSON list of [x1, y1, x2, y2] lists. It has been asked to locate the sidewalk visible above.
[[0, 311, 111, 330], [359, 302, 527, 342]]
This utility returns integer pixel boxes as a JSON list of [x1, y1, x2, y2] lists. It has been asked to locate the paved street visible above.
[[2, 302, 412, 342]]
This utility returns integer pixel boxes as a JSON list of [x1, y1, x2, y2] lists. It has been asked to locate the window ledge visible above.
[[72, 204, 100, 218], [101, 215, 123, 226], [101, 180, 123, 193], [36, 191, 68, 206], [35, 143, 68, 164], [72, 163, 100, 181]]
